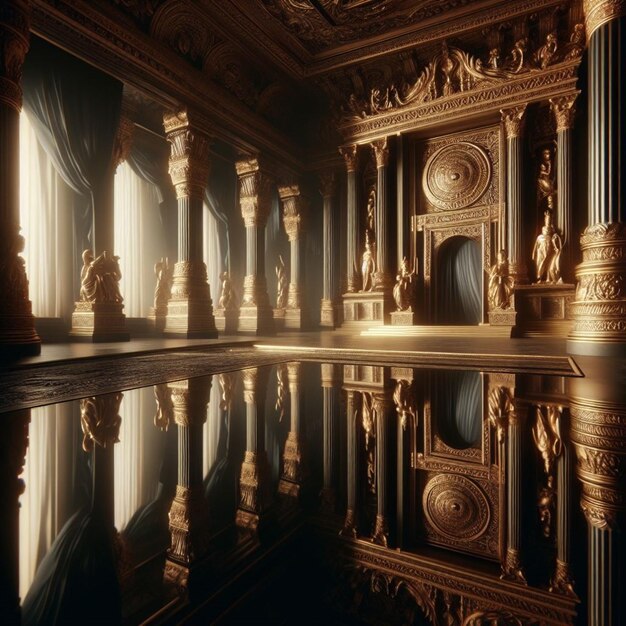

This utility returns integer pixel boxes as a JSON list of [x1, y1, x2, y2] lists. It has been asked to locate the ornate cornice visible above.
[[584, 0, 626, 39], [550, 93, 579, 132], [0, 0, 31, 112], [501, 105, 528, 139]]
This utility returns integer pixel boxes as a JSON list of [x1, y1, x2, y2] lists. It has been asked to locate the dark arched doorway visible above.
[[436, 236, 482, 325]]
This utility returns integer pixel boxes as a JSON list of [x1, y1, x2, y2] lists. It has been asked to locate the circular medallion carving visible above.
[[422, 142, 491, 210], [422, 474, 490, 540]]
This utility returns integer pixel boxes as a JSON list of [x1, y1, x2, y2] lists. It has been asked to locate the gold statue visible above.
[[488, 250, 514, 310], [218, 270, 235, 310], [535, 31, 558, 69], [393, 256, 416, 311], [153, 257, 171, 310], [79, 249, 123, 303], [5, 233, 29, 302], [507, 38, 527, 73], [276, 254, 288, 309], [361, 231, 376, 292], [365, 187, 376, 235], [537, 147, 556, 211], [532, 211, 563, 284]]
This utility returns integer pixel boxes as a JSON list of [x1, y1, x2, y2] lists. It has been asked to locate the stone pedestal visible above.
[[148, 305, 167, 333], [284, 307, 307, 330], [273, 308, 285, 332], [390, 310, 414, 326], [343, 291, 393, 325], [214, 308, 239, 335], [515, 283, 575, 337], [70, 301, 129, 342]]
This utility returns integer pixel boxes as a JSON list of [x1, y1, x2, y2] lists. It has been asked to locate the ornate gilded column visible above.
[[237, 367, 272, 531], [320, 172, 339, 328], [320, 363, 340, 512], [371, 392, 390, 547], [278, 185, 308, 330], [0, 0, 40, 357], [569, 356, 626, 625], [501, 396, 527, 583], [569, 1, 626, 355], [278, 362, 306, 506], [340, 388, 359, 537], [236, 157, 274, 334], [164, 377, 211, 589], [0, 408, 29, 622], [550, 94, 578, 283], [163, 110, 217, 339], [501, 105, 528, 282], [372, 138, 391, 290], [339, 145, 358, 294]]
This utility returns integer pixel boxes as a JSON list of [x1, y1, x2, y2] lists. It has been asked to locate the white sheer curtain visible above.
[[19, 112, 72, 318], [19, 404, 75, 599], [114, 162, 164, 317], [203, 204, 223, 306], [114, 387, 161, 531]]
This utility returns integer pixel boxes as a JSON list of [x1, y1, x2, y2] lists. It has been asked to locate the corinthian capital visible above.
[[500, 105, 528, 139], [278, 184, 306, 242], [339, 145, 358, 173], [550, 94, 579, 132], [236, 157, 272, 228], [163, 109, 211, 200], [168, 377, 211, 427], [80, 393, 123, 452], [584, 0, 626, 39], [0, 0, 31, 111], [319, 171, 337, 198], [372, 138, 390, 168]]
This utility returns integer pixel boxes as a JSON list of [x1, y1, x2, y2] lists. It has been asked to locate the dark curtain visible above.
[[22, 37, 123, 295], [127, 129, 177, 261], [436, 371, 482, 449], [437, 237, 482, 324]]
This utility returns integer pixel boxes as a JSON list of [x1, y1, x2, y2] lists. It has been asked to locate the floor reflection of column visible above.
[[320, 364, 340, 513], [371, 392, 390, 547], [236, 367, 271, 533], [340, 388, 359, 537], [0, 409, 30, 623], [569, 357, 626, 625], [501, 399, 527, 583], [164, 377, 211, 590]]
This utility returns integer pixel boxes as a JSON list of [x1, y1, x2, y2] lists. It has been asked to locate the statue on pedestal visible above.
[[218, 271, 235, 311], [488, 250, 514, 310], [4, 234, 29, 302], [361, 231, 376, 292], [153, 257, 171, 311], [393, 256, 416, 311], [532, 211, 563, 284], [537, 147, 556, 211], [365, 187, 376, 235], [80, 249, 123, 303]]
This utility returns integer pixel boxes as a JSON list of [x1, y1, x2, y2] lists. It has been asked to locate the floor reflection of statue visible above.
[[537, 147, 556, 211], [488, 250, 514, 310], [532, 212, 562, 284], [80, 249, 123, 303], [393, 256, 415, 311], [361, 232, 376, 292], [153, 257, 171, 310]]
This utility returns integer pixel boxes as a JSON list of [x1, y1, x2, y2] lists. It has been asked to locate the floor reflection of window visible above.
[[114, 388, 161, 531], [437, 371, 482, 449], [203, 375, 221, 478], [19, 405, 75, 599]]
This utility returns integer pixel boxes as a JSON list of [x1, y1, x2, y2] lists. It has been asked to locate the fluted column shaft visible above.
[[321, 364, 339, 510], [320, 173, 338, 327], [501, 106, 528, 281], [372, 393, 389, 546], [340, 146, 358, 293], [372, 139, 391, 288], [0, 0, 40, 356], [569, 5, 626, 352]]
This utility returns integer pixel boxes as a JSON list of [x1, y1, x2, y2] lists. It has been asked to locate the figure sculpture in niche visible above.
[[393, 256, 416, 311], [80, 249, 123, 303], [532, 211, 563, 284], [441, 43, 455, 96], [276, 255, 288, 309], [5, 233, 29, 302], [153, 257, 171, 310], [365, 187, 376, 235], [535, 32, 558, 69], [507, 38, 527, 73], [537, 147, 556, 211], [361, 231, 376, 292], [488, 250, 514, 310], [218, 271, 235, 310]]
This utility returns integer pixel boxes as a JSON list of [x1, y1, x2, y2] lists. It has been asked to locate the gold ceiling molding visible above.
[[583, 0, 626, 39]]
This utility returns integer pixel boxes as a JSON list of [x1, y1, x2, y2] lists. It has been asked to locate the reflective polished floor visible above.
[[2, 353, 625, 624]]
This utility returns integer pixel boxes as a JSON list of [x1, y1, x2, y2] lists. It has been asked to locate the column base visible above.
[[236, 451, 272, 533], [148, 306, 167, 334], [339, 508, 358, 538], [371, 514, 389, 547], [514, 283, 575, 337], [500, 548, 527, 584], [284, 307, 308, 331], [214, 308, 239, 335], [164, 297, 217, 339], [568, 223, 626, 354], [0, 306, 41, 358], [342, 290, 394, 325], [70, 301, 130, 342], [238, 304, 275, 335], [320, 299, 340, 328]]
